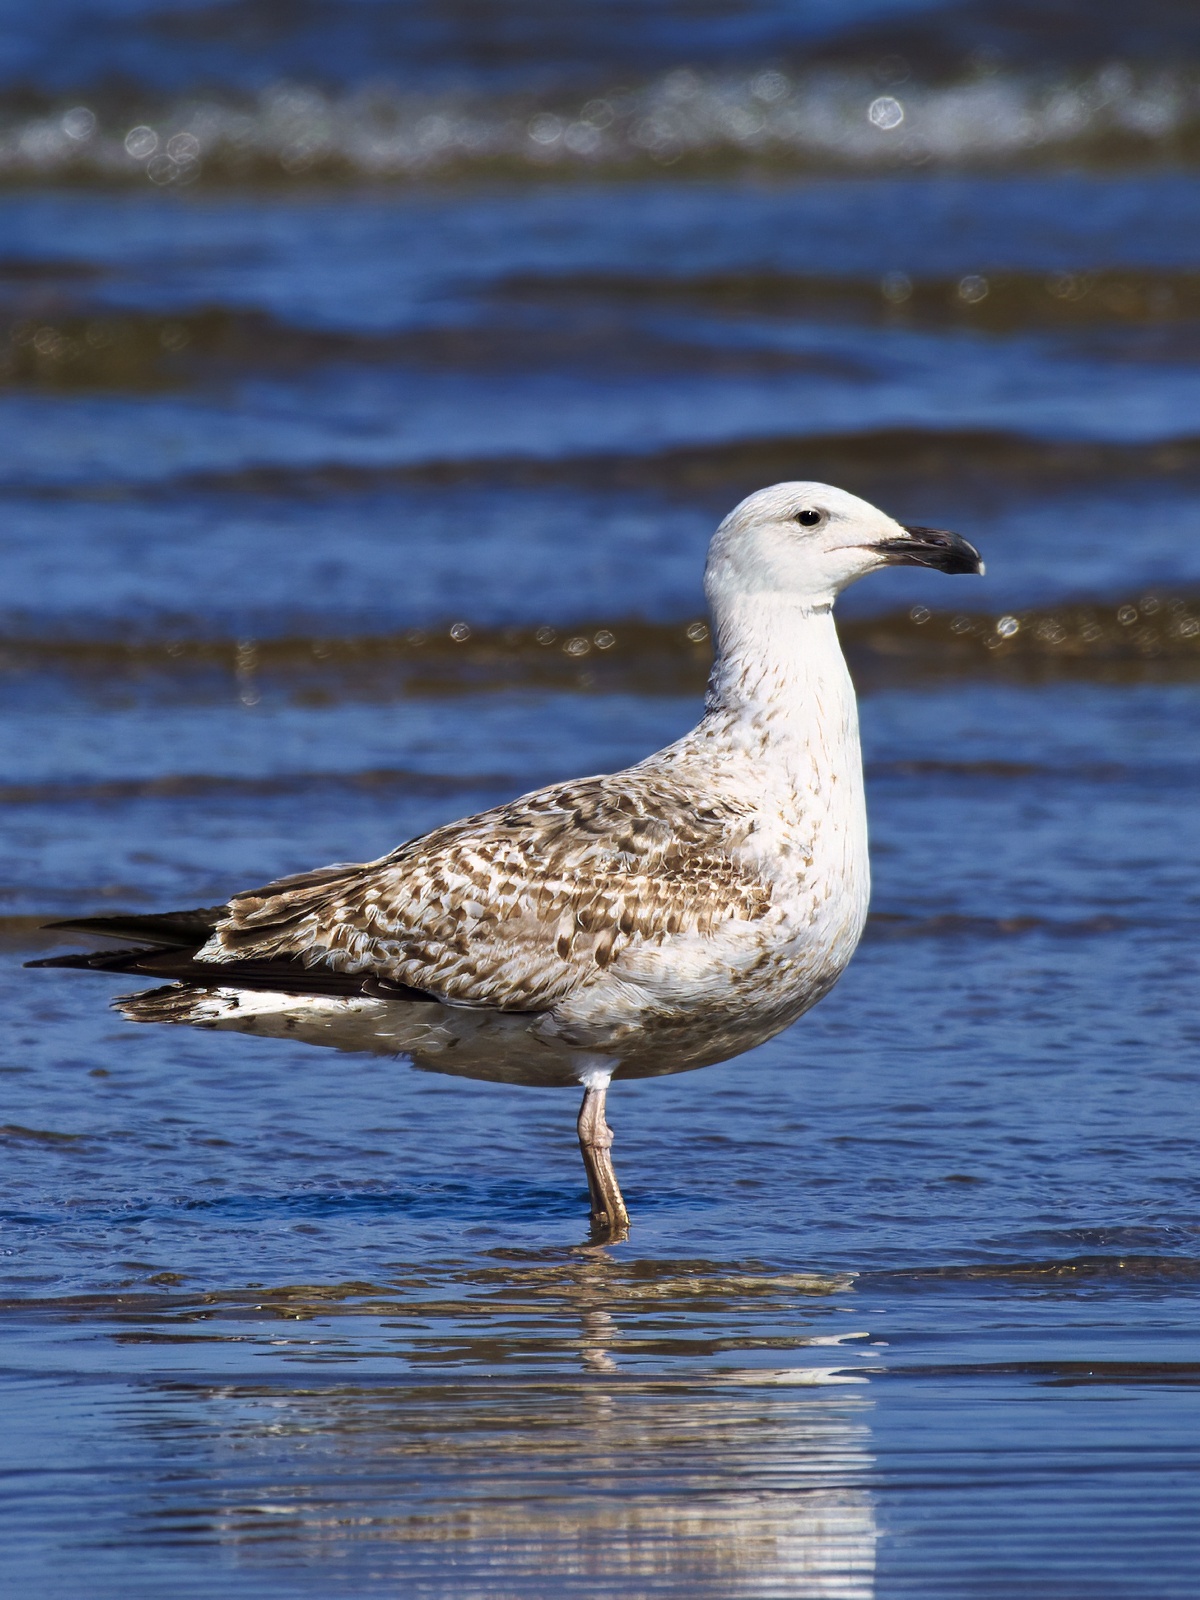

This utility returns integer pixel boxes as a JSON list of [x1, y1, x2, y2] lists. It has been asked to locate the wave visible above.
[[154, 428, 1200, 502], [866, 911, 1132, 941], [5, 269, 1199, 392], [872, 1254, 1200, 1289], [0, 767, 519, 807], [5, 592, 1200, 699], [0, 1254, 851, 1322], [3, 62, 1200, 187], [0, 306, 414, 394], [7, 0, 1196, 101], [498, 266, 1200, 333], [0, 302, 862, 392]]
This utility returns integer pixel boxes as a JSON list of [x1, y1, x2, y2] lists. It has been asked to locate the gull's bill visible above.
[[874, 524, 985, 575]]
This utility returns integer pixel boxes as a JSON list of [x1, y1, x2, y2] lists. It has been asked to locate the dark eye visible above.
[[795, 508, 822, 527]]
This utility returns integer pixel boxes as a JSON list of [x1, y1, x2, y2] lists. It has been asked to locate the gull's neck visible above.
[[688, 586, 869, 918], [703, 589, 854, 739]]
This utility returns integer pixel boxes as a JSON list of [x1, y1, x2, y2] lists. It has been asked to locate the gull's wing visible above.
[[197, 771, 773, 1011]]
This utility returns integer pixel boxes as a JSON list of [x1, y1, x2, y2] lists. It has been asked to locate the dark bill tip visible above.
[[876, 525, 985, 576]]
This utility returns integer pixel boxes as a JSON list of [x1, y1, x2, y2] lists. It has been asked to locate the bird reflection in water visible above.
[[124, 1251, 877, 1596]]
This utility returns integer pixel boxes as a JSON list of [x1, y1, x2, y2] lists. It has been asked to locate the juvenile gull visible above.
[[32, 484, 983, 1235]]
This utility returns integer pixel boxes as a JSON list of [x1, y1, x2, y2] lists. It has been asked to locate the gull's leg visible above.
[[577, 1079, 629, 1238]]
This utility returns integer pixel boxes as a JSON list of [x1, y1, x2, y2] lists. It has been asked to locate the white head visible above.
[[705, 481, 983, 614]]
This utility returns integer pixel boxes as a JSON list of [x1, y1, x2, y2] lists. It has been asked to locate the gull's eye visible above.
[[795, 508, 823, 527]]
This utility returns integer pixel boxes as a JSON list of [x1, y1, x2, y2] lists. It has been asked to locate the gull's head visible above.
[[705, 481, 984, 612]]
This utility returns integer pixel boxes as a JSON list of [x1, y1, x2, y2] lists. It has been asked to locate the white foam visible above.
[[2, 63, 1196, 185]]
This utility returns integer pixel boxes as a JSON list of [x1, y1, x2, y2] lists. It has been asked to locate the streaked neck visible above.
[[704, 591, 850, 726]]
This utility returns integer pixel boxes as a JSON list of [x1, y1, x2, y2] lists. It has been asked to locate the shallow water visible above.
[[4, 2, 1200, 1595]]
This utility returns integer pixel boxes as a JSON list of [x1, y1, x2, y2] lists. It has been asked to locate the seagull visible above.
[[31, 484, 982, 1236]]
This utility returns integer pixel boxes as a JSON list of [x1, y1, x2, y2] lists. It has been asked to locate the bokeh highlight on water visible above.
[[3, 1, 1200, 1594]]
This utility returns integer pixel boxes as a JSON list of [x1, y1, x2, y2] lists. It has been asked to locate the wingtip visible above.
[[37, 915, 136, 935]]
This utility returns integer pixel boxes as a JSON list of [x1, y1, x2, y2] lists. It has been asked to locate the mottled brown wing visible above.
[[199, 772, 772, 1010]]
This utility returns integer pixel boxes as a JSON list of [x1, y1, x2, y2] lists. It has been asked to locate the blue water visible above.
[[3, 2, 1200, 1595]]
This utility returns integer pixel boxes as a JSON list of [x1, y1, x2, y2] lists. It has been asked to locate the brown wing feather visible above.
[[199, 772, 772, 1010]]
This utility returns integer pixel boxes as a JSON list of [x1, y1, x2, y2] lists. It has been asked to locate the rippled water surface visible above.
[[4, 2, 1200, 1595]]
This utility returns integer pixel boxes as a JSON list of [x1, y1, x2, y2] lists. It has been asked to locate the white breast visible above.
[[561, 596, 872, 1034]]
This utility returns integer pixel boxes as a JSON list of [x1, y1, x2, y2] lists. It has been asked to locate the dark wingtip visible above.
[[36, 906, 227, 947], [25, 947, 156, 971]]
